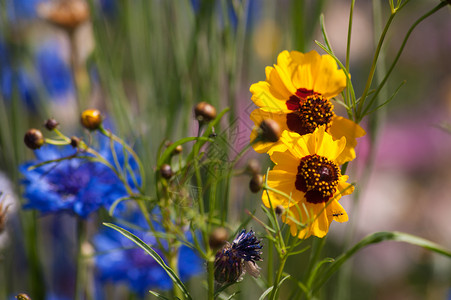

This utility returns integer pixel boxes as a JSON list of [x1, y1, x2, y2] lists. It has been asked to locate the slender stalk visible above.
[[356, 11, 396, 120], [269, 254, 288, 300], [361, 1, 448, 119], [207, 258, 215, 300], [345, 0, 355, 110], [75, 218, 87, 300]]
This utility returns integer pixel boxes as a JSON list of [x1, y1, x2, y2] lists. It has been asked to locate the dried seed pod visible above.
[[160, 164, 173, 179], [259, 119, 281, 142], [209, 227, 229, 250], [249, 174, 263, 193], [24, 129, 45, 150], [194, 102, 217, 123], [44, 118, 59, 131], [37, 0, 89, 30]]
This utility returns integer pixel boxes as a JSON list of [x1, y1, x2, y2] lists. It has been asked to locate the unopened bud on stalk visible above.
[[165, 141, 183, 155], [44, 118, 59, 131], [81, 109, 102, 130], [194, 102, 217, 123], [275, 205, 284, 215], [209, 227, 229, 250], [249, 174, 263, 193], [15, 294, 32, 300], [160, 164, 173, 179], [259, 119, 281, 143], [24, 129, 45, 150], [37, 0, 89, 30], [70, 136, 81, 148], [246, 159, 261, 175]]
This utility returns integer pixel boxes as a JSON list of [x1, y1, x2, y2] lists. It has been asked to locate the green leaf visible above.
[[103, 223, 192, 300], [157, 136, 213, 168], [312, 231, 451, 293], [258, 275, 291, 300], [149, 290, 172, 299]]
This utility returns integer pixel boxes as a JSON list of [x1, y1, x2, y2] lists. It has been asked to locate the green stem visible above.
[[345, 0, 355, 110], [361, 1, 448, 120], [222, 142, 253, 224], [269, 254, 288, 300], [207, 258, 215, 300], [168, 249, 183, 299], [75, 218, 87, 300], [356, 10, 396, 120]]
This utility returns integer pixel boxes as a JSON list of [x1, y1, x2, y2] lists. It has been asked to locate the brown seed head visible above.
[[209, 227, 229, 250], [70, 136, 81, 148], [194, 102, 217, 123], [160, 164, 173, 179], [37, 0, 90, 30], [24, 129, 45, 150], [81, 109, 102, 130], [249, 174, 263, 193], [259, 119, 281, 143], [15, 294, 32, 300], [44, 118, 59, 131], [275, 205, 285, 215]]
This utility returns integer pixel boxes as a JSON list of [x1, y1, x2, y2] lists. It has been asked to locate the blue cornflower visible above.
[[93, 207, 204, 296], [20, 133, 137, 218], [214, 229, 263, 284]]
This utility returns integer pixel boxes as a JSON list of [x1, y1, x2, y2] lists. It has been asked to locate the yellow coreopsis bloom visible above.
[[263, 127, 354, 239], [250, 50, 365, 158]]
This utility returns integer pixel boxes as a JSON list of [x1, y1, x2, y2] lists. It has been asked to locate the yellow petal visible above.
[[289, 50, 321, 91], [337, 175, 354, 196], [329, 116, 366, 164], [327, 200, 349, 223], [313, 54, 347, 98], [250, 81, 290, 112], [265, 66, 293, 100], [271, 151, 299, 173], [279, 131, 311, 159]]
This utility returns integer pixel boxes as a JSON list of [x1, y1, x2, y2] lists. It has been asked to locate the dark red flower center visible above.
[[285, 89, 334, 136], [295, 154, 340, 204]]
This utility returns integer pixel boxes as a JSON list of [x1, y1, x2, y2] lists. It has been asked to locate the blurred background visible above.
[[0, 0, 450, 299]]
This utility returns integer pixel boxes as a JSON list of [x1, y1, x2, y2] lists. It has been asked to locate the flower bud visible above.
[[70, 136, 81, 148], [165, 141, 183, 155], [249, 174, 263, 193], [259, 119, 281, 143], [194, 102, 217, 123], [15, 294, 31, 300], [44, 118, 59, 131], [246, 159, 261, 175], [209, 227, 228, 250], [37, 0, 89, 30], [275, 205, 285, 215], [160, 164, 173, 179], [24, 129, 45, 150], [81, 109, 102, 130]]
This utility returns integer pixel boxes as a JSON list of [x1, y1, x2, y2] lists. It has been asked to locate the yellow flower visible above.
[[250, 50, 365, 159], [263, 127, 354, 239]]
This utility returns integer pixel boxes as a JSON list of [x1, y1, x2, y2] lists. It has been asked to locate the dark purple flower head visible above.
[[214, 229, 262, 285]]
